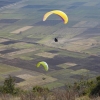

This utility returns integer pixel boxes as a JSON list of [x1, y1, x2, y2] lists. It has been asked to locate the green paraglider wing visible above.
[[36, 61, 49, 71]]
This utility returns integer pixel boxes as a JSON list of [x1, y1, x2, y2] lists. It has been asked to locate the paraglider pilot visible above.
[[54, 38, 58, 42]]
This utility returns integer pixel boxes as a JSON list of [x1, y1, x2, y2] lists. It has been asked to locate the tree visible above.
[[3, 75, 15, 94]]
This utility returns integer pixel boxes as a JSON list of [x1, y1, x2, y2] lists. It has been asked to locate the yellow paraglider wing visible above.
[[37, 61, 48, 71], [43, 10, 68, 24]]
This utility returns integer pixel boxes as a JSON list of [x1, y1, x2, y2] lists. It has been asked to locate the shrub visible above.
[[96, 76, 100, 81], [32, 86, 49, 94], [90, 76, 100, 96]]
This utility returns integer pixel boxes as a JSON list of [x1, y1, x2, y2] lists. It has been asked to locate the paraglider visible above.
[[36, 61, 49, 71], [42, 77, 46, 80], [54, 38, 58, 42], [43, 10, 68, 24]]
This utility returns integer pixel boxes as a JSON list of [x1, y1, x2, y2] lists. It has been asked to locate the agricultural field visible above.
[[0, 0, 100, 90]]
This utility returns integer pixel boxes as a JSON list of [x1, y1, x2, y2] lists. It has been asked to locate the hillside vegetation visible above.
[[0, 75, 100, 100]]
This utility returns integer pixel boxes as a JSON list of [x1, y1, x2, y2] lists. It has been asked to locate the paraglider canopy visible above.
[[43, 10, 68, 24], [36, 61, 48, 71], [54, 38, 58, 42]]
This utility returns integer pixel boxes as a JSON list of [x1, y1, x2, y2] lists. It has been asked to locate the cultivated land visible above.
[[0, 0, 100, 90]]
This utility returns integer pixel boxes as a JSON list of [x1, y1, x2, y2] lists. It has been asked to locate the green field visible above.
[[0, 63, 21, 75]]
